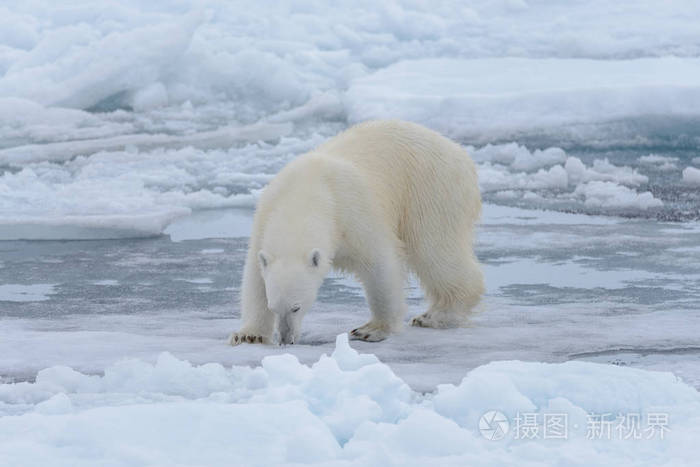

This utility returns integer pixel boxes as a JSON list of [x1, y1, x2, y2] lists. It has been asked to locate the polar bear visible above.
[[230, 120, 483, 345]]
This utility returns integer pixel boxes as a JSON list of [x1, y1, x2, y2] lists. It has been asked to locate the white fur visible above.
[[230, 120, 484, 345]]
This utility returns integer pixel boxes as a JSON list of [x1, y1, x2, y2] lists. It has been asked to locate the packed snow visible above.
[[639, 155, 678, 172], [3, 0, 700, 112], [345, 57, 700, 140], [682, 167, 700, 186], [1, 334, 699, 466]]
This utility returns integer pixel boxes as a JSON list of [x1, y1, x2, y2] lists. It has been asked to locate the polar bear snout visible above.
[[270, 300, 306, 345], [277, 312, 301, 345], [257, 251, 329, 344]]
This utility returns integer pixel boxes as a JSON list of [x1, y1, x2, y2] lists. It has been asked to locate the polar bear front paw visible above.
[[349, 322, 390, 342], [229, 332, 270, 345]]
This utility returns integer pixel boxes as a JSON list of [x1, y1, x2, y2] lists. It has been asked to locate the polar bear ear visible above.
[[310, 249, 321, 268], [258, 250, 270, 269]]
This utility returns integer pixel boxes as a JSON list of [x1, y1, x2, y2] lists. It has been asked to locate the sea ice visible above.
[[0, 283, 55, 302], [2, 1, 698, 235], [0, 335, 698, 466], [345, 57, 700, 141], [574, 181, 663, 210], [682, 167, 700, 186]]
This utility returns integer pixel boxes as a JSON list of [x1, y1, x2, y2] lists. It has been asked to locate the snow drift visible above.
[[1, 335, 699, 466]]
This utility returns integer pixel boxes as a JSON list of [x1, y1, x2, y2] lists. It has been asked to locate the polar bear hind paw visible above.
[[410, 314, 433, 328], [229, 332, 269, 345], [410, 310, 466, 328], [349, 322, 390, 342]]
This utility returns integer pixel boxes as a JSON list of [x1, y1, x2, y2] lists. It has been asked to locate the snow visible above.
[[472, 144, 568, 172], [164, 209, 254, 241], [0, 210, 190, 241], [574, 181, 663, 210], [472, 143, 661, 214], [682, 166, 700, 186], [1, 334, 699, 466], [1, 0, 699, 235], [0, 126, 307, 240], [2, 1, 700, 112], [0, 138, 664, 240], [639, 154, 678, 171], [345, 57, 700, 140]]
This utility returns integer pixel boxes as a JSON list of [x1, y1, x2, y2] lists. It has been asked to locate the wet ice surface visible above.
[[2, 204, 698, 391]]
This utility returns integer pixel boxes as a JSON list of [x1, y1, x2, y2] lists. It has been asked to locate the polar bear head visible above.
[[258, 248, 328, 344]]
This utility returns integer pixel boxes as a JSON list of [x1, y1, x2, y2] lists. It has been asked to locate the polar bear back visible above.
[[315, 120, 481, 241]]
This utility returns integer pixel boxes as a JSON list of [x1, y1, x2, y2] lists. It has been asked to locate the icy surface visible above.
[[0, 284, 55, 302], [2, 0, 700, 233], [3, 0, 700, 111], [1, 205, 699, 392], [1, 334, 699, 466], [683, 166, 700, 186], [345, 57, 700, 140], [1, 138, 680, 240]]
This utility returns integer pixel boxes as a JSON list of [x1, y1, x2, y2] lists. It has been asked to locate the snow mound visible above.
[[639, 154, 678, 171], [1, 334, 699, 465], [682, 166, 700, 186], [0, 129, 324, 240], [472, 143, 662, 213], [3, 1, 700, 113], [575, 181, 663, 210], [1, 137, 659, 240], [345, 57, 700, 140]]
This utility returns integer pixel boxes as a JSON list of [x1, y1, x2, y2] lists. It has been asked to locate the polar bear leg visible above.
[[410, 241, 484, 329], [350, 249, 407, 342], [230, 251, 276, 345]]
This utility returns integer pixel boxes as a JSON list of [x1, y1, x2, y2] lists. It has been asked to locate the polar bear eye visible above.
[[290, 305, 301, 313], [310, 249, 321, 267]]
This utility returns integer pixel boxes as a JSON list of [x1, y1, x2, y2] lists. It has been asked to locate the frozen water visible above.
[[1, 1, 700, 462], [3, 0, 700, 111], [1, 1, 700, 233], [345, 57, 700, 141], [0, 137, 692, 241], [1, 334, 699, 466], [683, 166, 700, 186], [1, 205, 698, 392]]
